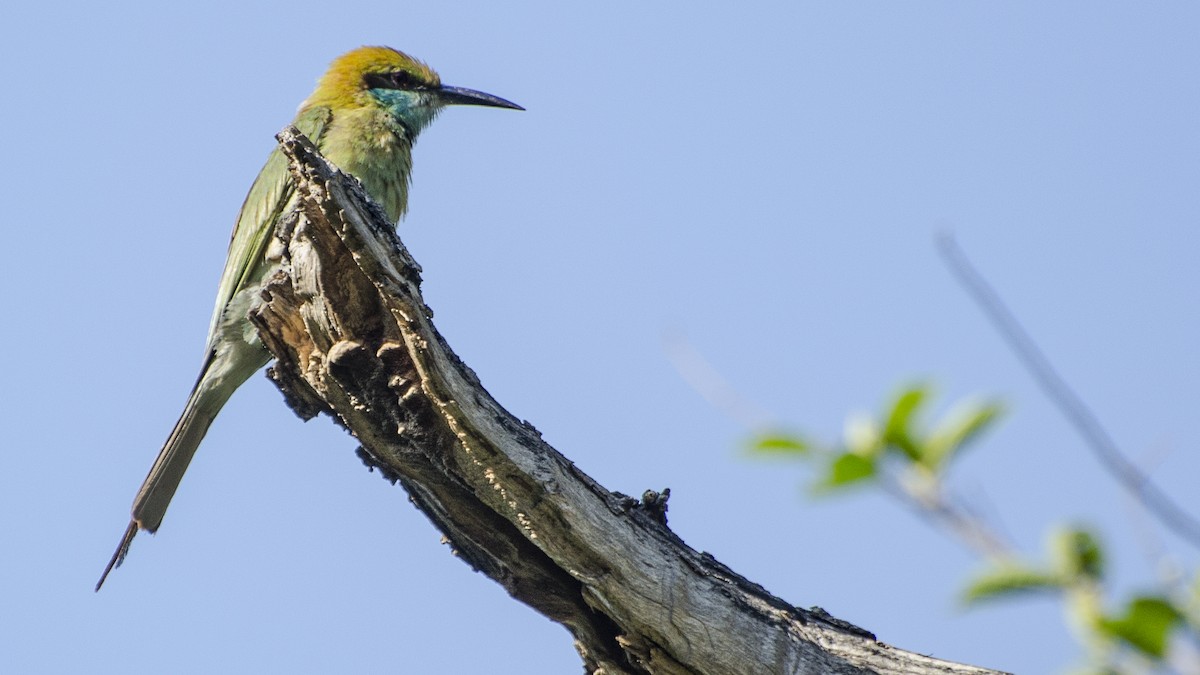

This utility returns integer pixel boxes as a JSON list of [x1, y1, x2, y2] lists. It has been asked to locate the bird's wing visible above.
[[95, 107, 335, 591], [203, 105, 332, 347]]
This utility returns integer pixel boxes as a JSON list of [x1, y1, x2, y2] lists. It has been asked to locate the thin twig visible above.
[[1125, 441, 1187, 589], [877, 470, 1014, 561], [936, 233, 1200, 548], [662, 328, 776, 430]]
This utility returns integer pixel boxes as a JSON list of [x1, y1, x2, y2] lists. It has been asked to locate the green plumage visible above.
[[98, 46, 521, 590], [209, 106, 333, 343]]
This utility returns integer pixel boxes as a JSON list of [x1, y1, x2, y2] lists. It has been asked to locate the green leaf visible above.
[[882, 384, 929, 461], [1051, 527, 1105, 581], [1096, 596, 1184, 658], [962, 564, 1065, 604], [811, 452, 877, 494], [923, 398, 1005, 470], [748, 433, 810, 456]]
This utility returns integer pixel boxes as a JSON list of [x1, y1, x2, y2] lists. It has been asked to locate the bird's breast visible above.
[[320, 108, 414, 223]]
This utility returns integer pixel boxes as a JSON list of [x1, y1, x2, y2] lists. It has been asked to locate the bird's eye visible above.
[[392, 71, 427, 89], [363, 70, 427, 91]]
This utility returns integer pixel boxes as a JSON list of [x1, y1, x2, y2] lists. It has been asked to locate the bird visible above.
[[97, 46, 522, 591]]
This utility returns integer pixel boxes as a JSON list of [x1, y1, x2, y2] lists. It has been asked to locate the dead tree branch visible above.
[[246, 125, 1007, 675]]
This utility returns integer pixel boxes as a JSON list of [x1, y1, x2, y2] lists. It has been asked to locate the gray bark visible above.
[[247, 126, 1008, 675]]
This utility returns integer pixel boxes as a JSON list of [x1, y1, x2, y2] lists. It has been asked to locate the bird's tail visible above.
[[96, 348, 257, 591]]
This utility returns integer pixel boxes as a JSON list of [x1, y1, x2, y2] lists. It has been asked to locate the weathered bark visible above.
[[247, 126, 1008, 675]]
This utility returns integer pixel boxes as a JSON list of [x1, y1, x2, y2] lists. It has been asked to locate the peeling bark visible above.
[[247, 126, 1008, 675]]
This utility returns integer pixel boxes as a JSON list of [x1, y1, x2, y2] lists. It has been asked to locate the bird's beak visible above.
[[437, 85, 524, 111]]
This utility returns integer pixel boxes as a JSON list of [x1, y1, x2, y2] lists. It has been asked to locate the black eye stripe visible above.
[[393, 71, 426, 88], [363, 70, 429, 91]]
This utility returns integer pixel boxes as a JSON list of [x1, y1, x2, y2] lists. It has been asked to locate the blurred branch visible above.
[[662, 329, 775, 430], [878, 473, 1013, 562], [936, 233, 1200, 549], [244, 126, 1008, 675]]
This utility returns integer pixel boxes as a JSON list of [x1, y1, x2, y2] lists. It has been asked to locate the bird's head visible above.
[[304, 46, 522, 139]]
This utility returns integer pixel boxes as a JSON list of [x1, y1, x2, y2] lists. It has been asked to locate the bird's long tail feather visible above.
[[96, 353, 247, 591]]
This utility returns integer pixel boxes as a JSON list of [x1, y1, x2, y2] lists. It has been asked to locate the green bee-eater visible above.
[[98, 46, 521, 590]]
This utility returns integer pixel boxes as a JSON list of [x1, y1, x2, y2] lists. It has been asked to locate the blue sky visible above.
[[2, 2, 1197, 673]]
